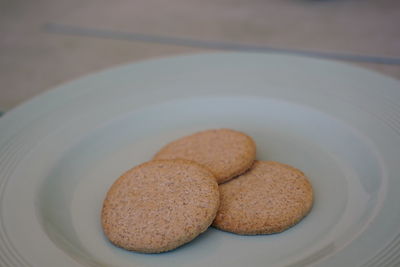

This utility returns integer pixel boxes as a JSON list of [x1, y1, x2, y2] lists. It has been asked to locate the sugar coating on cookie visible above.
[[213, 161, 313, 235], [101, 160, 220, 253], [153, 129, 256, 184]]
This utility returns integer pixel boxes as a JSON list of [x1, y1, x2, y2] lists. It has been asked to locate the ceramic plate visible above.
[[1, 53, 400, 267]]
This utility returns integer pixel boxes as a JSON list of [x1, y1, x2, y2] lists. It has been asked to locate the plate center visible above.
[[37, 97, 384, 266]]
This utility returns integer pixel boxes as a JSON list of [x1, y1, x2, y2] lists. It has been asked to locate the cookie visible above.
[[101, 159, 220, 253], [153, 129, 256, 184], [213, 161, 313, 235]]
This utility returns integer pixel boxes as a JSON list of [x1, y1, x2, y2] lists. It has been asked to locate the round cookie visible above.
[[213, 161, 313, 235], [101, 159, 220, 253], [153, 129, 256, 184]]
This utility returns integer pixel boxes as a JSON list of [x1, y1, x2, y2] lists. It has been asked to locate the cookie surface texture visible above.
[[101, 160, 220, 253], [153, 129, 256, 184], [213, 161, 313, 235]]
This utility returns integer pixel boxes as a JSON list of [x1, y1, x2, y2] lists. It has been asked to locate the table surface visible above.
[[1, 0, 399, 112]]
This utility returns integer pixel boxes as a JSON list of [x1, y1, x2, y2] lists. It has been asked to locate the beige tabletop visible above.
[[1, 0, 399, 112]]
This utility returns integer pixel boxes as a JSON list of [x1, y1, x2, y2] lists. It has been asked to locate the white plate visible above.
[[1, 53, 400, 267]]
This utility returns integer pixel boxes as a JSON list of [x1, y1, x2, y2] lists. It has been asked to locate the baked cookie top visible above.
[[213, 161, 313, 235], [154, 129, 256, 184], [101, 159, 220, 253]]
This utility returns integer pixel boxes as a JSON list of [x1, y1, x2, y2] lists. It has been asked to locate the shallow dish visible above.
[[1, 53, 400, 266]]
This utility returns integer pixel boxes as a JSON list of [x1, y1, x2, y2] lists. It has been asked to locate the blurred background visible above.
[[1, 0, 399, 111]]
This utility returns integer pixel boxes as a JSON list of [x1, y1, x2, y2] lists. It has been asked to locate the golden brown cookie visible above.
[[101, 159, 220, 253], [153, 129, 256, 184], [213, 161, 313, 235]]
